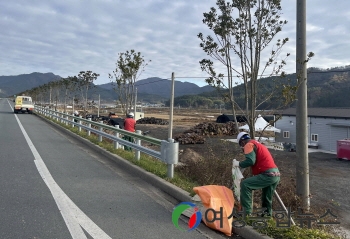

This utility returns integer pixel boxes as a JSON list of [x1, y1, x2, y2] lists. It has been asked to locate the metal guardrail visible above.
[[34, 105, 178, 178]]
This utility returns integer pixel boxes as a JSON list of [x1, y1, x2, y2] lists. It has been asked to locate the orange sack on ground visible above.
[[193, 185, 235, 236]]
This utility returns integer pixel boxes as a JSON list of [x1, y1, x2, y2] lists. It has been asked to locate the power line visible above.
[[307, 69, 350, 74], [132, 69, 350, 87], [175, 77, 209, 78]]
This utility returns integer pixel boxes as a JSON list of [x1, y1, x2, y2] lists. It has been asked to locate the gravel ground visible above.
[[136, 123, 350, 237]]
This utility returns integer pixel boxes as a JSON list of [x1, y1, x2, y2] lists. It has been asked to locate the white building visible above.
[[274, 108, 350, 152]]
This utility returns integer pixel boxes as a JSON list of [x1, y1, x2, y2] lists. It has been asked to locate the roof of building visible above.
[[276, 108, 350, 119]]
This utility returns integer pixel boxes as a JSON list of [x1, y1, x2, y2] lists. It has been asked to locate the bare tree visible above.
[[60, 76, 77, 113], [198, 0, 290, 138], [46, 80, 61, 111], [109, 50, 150, 116], [38, 83, 50, 105], [76, 71, 99, 115]]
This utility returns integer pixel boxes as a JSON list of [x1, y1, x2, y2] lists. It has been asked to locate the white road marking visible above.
[[10, 101, 112, 239]]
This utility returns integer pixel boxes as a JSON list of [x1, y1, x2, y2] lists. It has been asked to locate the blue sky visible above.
[[1, 0, 349, 87]]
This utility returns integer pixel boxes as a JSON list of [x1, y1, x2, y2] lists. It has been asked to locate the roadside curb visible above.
[[35, 114, 273, 239]]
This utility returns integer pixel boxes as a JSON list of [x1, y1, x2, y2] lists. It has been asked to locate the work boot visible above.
[[259, 210, 271, 217]]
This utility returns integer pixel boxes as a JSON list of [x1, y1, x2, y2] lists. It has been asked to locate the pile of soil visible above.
[[137, 117, 169, 125]]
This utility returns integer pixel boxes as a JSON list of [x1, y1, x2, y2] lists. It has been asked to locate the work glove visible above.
[[232, 159, 240, 167]]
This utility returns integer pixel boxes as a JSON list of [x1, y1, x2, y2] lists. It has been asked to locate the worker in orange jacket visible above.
[[123, 112, 136, 151], [233, 132, 280, 216]]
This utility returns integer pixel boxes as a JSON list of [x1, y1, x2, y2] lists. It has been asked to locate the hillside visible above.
[[2, 67, 350, 108], [0, 73, 215, 102], [172, 66, 350, 109], [0, 72, 61, 97]]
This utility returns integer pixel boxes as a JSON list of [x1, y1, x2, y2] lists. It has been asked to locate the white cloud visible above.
[[0, 0, 350, 87], [306, 24, 324, 32]]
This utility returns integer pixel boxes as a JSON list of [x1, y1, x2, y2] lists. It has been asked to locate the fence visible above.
[[34, 105, 178, 178]]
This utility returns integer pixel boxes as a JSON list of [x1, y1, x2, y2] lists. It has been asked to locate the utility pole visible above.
[[167, 72, 175, 179], [72, 97, 75, 114], [296, 0, 310, 211], [98, 94, 100, 117], [168, 73, 175, 140], [49, 86, 52, 106]]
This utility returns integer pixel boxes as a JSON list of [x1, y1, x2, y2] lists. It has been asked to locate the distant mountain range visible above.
[[98, 78, 214, 98], [0, 73, 215, 103], [0, 72, 61, 98], [2, 66, 350, 107], [192, 66, 350, 108]]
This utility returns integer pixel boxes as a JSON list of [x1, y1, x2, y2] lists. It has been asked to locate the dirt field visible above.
[[136, 111, 350, 236]]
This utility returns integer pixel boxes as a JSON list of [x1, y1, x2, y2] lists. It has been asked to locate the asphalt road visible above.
[[0, 98, 215, 239]]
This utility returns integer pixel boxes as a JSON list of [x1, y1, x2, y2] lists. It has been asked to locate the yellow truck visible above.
[[14, 96, 34, 114]]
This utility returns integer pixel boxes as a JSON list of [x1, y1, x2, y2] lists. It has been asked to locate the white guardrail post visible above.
[[99, 121, 103, 142], [72, 113, 75, 127], [136, 130, 141, 160], [161, 139, 179, 179], [62, 111, 65, 124], [114, 125, 120, 149], [60, 111, 63, 123], [78, 116, 82, 132], [87, 118, 91, 136]]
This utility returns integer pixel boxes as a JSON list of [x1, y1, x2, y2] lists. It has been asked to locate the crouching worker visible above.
[[233, 132, 280, 216], [123, 112, 136, 151]]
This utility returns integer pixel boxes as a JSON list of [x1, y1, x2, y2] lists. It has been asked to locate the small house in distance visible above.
[[274, 108, 350, 152]]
